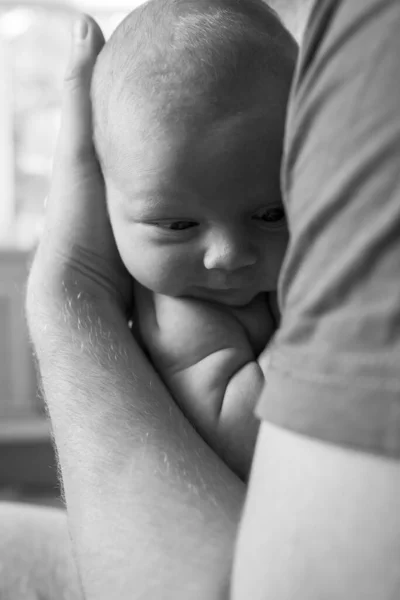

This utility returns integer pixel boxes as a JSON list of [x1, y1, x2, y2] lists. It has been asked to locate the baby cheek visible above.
[[125, 250, 168, 292], [124, 243, 193, 296], [152, 252, 196, 296]]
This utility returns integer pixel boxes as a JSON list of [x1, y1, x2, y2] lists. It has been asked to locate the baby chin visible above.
[[188, 285, 263, 307]]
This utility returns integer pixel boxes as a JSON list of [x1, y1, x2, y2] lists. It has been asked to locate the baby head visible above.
[[92, 0, 297, 307]]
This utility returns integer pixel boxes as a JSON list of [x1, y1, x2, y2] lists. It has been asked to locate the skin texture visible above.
[[90, 0, 294, 476], [95, 2, 293, 305], [26, 15, 247, 599], [135, 284, 275, 480], [103, 88, 289, 305], [21, 2, 400, 600]]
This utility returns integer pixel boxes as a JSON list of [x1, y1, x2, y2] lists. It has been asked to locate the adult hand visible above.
[[26, 7, 280, 452], [29, 16, 133, 317], [25, 25, 245, 600], [26, 12, 276, 473]]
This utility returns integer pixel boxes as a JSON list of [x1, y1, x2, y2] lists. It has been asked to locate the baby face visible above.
[[106, 98, 289, 307]]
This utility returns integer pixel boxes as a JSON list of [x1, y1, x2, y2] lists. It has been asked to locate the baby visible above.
[[92, 0, 297, 480]]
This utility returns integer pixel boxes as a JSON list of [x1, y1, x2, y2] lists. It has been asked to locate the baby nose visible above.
[[203, 230, 258, 272]]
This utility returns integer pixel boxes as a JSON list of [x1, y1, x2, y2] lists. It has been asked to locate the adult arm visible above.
[[234, 426, 400, 599], [27, 19, 244, 599], [27, 2, 400, 599], [28, 289, 244, 599], [234, 0, 400, 598]]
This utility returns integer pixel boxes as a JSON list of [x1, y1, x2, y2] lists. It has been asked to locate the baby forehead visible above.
[[114, 90, 283, 159], [109, 119, 282, 216], [109, 177, 270, 220], [111, 126, 278, 218]]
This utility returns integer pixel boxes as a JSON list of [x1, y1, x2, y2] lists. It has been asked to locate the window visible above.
[[0, 3, 128, 247]]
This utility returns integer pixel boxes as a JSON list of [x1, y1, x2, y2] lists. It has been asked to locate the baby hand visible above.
[[134, 284, 276, 480]]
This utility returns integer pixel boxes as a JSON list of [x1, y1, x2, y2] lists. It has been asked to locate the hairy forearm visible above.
[[27, 279, 245, 600]]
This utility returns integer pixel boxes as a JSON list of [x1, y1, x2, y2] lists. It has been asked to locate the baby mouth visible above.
[[207, 283, 243, 291], [207, 274, 248, 291], [205, 287, 257, 307], [192, 284, 257, 307]]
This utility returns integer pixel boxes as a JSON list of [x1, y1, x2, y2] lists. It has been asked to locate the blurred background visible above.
[[0, 0, 307, 508], [0, 0, 143, 508]]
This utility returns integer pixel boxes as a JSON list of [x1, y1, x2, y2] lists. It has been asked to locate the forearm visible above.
[[27, 280, 245, 599], [234, 423, 400, 600]]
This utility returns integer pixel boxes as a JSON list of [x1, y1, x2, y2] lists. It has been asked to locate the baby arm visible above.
[[134, 285, 274, 481]]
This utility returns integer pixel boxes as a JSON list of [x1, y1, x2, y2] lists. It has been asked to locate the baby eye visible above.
[[157, 221, 198, 231], [253, 207, 286, 224]]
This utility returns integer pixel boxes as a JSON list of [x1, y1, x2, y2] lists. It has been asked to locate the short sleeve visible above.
[[256, 0, 400, 457]]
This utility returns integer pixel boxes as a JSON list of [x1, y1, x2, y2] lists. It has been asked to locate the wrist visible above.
[[26, 266, 128, 359], [27, 245, 131, 333]]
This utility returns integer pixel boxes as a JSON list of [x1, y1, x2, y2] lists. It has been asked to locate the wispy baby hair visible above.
[[91, 0, 296, 177]]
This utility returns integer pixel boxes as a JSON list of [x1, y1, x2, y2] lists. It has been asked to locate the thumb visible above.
[[57, 15, 105, 165]]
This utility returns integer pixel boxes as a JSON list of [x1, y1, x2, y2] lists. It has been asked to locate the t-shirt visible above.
[[256, 0, 400, 457]]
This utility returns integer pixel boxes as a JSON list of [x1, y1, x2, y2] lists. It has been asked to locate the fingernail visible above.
[[73, 17, 89, 40]]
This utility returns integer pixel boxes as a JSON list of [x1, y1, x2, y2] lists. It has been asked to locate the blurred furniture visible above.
[[0, 245, 58, 493], [0, 247, 41, 422], [0, 3, 75, 498]]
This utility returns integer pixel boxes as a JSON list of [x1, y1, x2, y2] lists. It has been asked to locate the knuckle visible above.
[[63, 56, 88, 87], [63, 67, 82, 89]]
